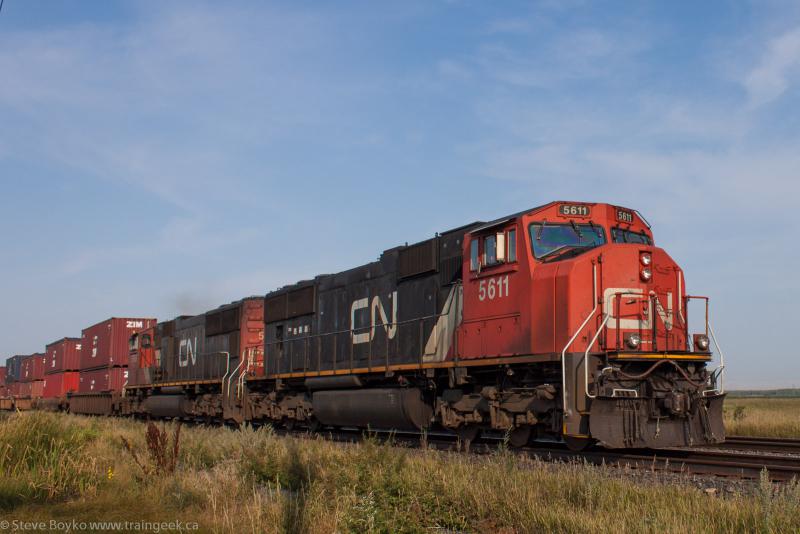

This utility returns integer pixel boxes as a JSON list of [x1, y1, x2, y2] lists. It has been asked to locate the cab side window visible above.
[[508, 229, 516, 262], [470, 228, 517, 272], [470, 239, 480, 271], [484, 235, 497, 265]]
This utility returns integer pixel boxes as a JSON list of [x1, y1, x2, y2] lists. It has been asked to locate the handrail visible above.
[[708, 320, 725, 394], [219, 351, 231, 395], [226, 354, 246, 401], [684, 295, 724, 394], [237, 348, 252, 399], [263, 310, 456, 349], [561, 263, 598, 417], [609, 291, 648, 351], [584, 313, 611, 398], [265, 303, 465, 374]]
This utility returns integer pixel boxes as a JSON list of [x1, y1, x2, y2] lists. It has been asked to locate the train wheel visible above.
[[456, 425, 480, 443], [508, 426, 532, 448], [308, 418, 321, 433], [563, 435, 592, 451]]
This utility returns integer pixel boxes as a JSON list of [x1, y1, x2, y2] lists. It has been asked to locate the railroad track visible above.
[[284, 427, 800, 482], [521, 446, 800, 482], [708, 436, 800, 455]]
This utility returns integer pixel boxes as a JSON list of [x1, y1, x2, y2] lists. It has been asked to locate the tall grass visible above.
[[724, 398, 800, 438], [0, 411, 101, 508], [0, 411, 798, 533]]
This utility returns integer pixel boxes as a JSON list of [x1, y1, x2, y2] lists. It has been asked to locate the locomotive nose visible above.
[[599, 244, 686, 353]]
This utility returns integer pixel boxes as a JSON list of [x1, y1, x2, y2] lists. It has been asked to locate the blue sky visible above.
[[1, 1, 799, 388]]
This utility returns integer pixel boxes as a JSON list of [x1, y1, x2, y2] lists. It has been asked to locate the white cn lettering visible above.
[[178, 337, 198, 367], [603, 287, 673, 331], [350, 298, 370, 344], [351, 292, 398, 345]]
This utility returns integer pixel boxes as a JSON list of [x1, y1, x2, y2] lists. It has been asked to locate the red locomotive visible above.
[[3, 201, 726, 450]]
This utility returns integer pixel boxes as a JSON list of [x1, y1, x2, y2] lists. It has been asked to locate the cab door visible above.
[[459, 223, 527, 358]]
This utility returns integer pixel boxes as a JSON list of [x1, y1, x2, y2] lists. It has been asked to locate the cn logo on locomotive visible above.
[[350, 291, 398, 344], [603, 287, 674, 330], [178, 337, 198, 367]]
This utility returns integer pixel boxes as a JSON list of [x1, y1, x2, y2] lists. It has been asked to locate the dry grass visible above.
[[724, 397, 800, 438], [0, 411, 798, 533]]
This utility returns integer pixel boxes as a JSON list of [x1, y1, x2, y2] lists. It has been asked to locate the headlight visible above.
[[640, 268, 652, 282], [640, 253, 652, 266], [694, 334, 710, 351], [625, 333, 641, 349]]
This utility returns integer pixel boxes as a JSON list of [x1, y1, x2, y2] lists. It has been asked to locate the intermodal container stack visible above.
[[4, 356, 26, 398], [31, 353, 45, 399], [0, 366, 6, 397], [43, 338, 82, 399], [79, 317, 155, 393], [19, 354, 44, 398], [5, 355, 25, 385]]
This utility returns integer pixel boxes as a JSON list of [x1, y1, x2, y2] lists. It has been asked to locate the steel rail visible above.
[[270, 425, 800, 482], [708, 436, 800, 455]]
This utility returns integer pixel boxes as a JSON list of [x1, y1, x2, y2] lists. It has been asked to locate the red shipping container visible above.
[[20, 355, 44, 382], [45, 338, 82, 374], [20, 356, 31, 382], [0, 367, 6, 383], [31, 380, 43, 399], [78, 367, 129, 393], [31, 354, 45, 381], [18, 381, 32, 397], [8, 382, 20, 397], [81, 318, 156, 370], [0, 386, 6, 397], [42, 372, 80, 398]]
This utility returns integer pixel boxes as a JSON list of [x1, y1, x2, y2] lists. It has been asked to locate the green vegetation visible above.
[[724, 397, 800, 438], [0, 411, 798, 533], [727, 389, 800, 398]]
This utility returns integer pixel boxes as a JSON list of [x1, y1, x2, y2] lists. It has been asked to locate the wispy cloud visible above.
[[744, 26, 800, 106]]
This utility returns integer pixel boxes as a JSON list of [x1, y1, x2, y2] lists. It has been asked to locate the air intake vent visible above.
[[398, 238, 438, 280], [265, 294, 288, 323], [288, 285, 316, 318]]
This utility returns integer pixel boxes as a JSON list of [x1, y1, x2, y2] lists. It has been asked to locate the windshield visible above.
[[529, 223, 606, 259], [611, 227, 652, 245]]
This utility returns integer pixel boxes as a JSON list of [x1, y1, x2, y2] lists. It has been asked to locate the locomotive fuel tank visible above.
[[312, 388, 433, 430], [143, 395, 197, 418]]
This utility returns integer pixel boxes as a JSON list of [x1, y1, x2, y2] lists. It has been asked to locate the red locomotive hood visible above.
[[591, 242, 687, 352], [529, 242, 688, 355]]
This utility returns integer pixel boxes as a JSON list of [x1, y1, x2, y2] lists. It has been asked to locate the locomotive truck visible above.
[[4, 201, 726, 450]]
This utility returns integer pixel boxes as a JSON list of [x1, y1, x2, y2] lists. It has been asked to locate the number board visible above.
[[616, 209, 634, 224], [558, 204, 591, 217]]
